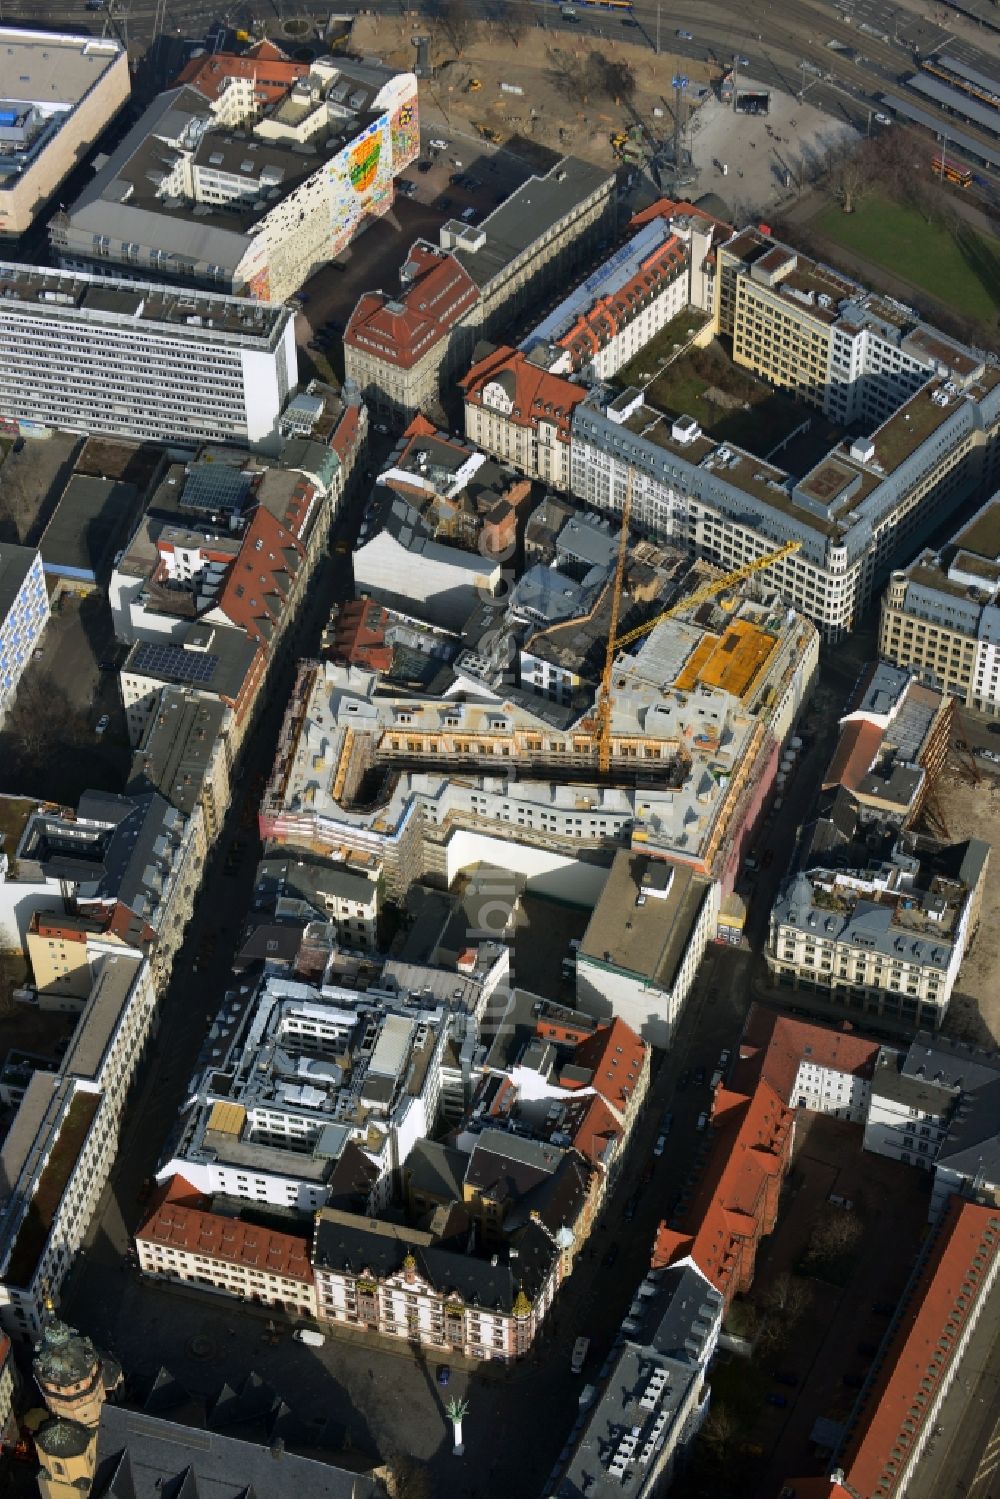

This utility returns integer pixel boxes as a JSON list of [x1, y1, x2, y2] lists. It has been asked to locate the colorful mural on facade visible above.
[[390, 96, 420, 168]]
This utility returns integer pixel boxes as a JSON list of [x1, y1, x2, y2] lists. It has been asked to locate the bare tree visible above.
[[586, 54, 637, 106], [492, 0, 534, 47], [546, 47, 590, 103], [805, 1209, 863, 1268], [760, 1271, 813, 1325], [825, 138, 881, 214], [439, 0, 477, 56]]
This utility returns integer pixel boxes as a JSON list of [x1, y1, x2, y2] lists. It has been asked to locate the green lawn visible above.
[[814, 193, 1000, 327]]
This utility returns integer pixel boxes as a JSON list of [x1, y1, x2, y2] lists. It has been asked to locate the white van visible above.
[[571, 1336, 590, 1373]]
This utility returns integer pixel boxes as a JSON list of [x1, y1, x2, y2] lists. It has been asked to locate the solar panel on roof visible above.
[[132, 641, 220, 684], [180, 464, 251, 517]]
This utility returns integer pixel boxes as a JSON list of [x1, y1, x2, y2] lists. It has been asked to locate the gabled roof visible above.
[[652, 1079, 793, 1298], [344, 246, 479, 370], [840, 1198, 1000, 1499], [218, 505, 305, 645], [136, 1175, 313, 1283], [573, 1016, 647, 1115], [461, 346, 587, 438], [734, 1004, 881, 1103], [822, 718, 885, 791], [174, 43, 308, 105]]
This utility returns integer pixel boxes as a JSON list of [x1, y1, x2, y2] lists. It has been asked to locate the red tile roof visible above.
[[217, 505, 305, 647], [344, 248, 479, 370], [175, 45, 307, 103], [557, 235, 688, 369], [461, 346, 588, 440], [136, 1175, 314, 1283], [652, 1079, 793, 1303], [560, 1093, 622, 1171], [573, 1017, 647, 1116], [329, 402, 363, 465], [734, 1005, 881, 1104], [840, 1197, 1000, 1499], [328, 598, 394, 672], [823, 719, 885, 791], [630, 196, 734, 234]]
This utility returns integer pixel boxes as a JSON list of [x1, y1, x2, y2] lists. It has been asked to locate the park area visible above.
[[812, 192, 1000, 328]]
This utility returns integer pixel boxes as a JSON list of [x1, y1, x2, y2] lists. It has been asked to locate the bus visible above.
[[571, 1336, 591, 1374], [931, 155, 972, 188]]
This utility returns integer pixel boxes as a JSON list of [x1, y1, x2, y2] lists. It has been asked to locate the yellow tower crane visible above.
[[594, 535, 802, 775]]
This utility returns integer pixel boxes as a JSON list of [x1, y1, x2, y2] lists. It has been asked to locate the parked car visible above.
[[676, 28, 693, 40], [429, 138, 449, 151], [696, 1112, 709, 1131], [773, 1371, 799, 1388], [602, 1243, 620, 1269], [694, 1066, 706, 1085], [660, 1111, 673, 1133], [624, 1193, 639, 1222], [95, 714, 110, 735], [417, 159, 432, 172], [653, 1133, 668, 1157], [678, 1070, 691, 1090], [765, 1393, 787, 1408], [294, 1329, 325, 1347], [437, 1364, 451, 1386]]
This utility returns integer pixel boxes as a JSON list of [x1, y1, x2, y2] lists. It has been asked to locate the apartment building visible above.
[[25, 904, 155, 1009], [312, 1204, 561, 1361], [344, 157, 615, 423], [175, 39, 309, 123], [251, 849, 380, 949], [127, 688, 232, 844], [0, 264, 297, 450], [0, 953, 158, 1339], [0, 29, 130, 239], [50, 62, 419, 303], [865, 1032, 1000, 1221], [17, 788, 204, 990], [547, 1264, 723, 1499], [880, 493, 1000, 715], [768, 830, 989, 1030], [520, 197, 723, 379], [0, 544, 48, 722], [135, 1175, 317, 1316]]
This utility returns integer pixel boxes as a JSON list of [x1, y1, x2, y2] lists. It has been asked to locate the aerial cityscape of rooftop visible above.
[[0, 2, 998, 1496]]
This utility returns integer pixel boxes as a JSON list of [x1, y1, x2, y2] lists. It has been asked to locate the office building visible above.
[[880, 493, 1000, 715], [50, 61, 419, 303], [0, 264, 297, 450], [135, 1174, 317, 1316], [785, 1198, 1000, 1499], [127, 688, 232, 844], [312, 1204, 561, 1362], [461, 346, 589, 491], [0, 28, 130, 239], [768, 824, 988, 1031], [0, 543, 48, 721], [576, 852, 715, 1048]]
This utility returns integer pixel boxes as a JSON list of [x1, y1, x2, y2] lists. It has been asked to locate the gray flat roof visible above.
[[61, 953, 144, 1083], [581, 852, 711, 992], [128, 689, 228, 816], [451, 157, 613, 291], [905, 71, 1000, 137], [0, 542, 38, 618], [38, 475, 139, 579], [125, 627, 258, 704], [0, 260, 287, 342]]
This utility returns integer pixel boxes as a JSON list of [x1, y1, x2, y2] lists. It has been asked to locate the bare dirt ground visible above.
[[350, 15, 850, 213], [936, 757, 1000, 1045]]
